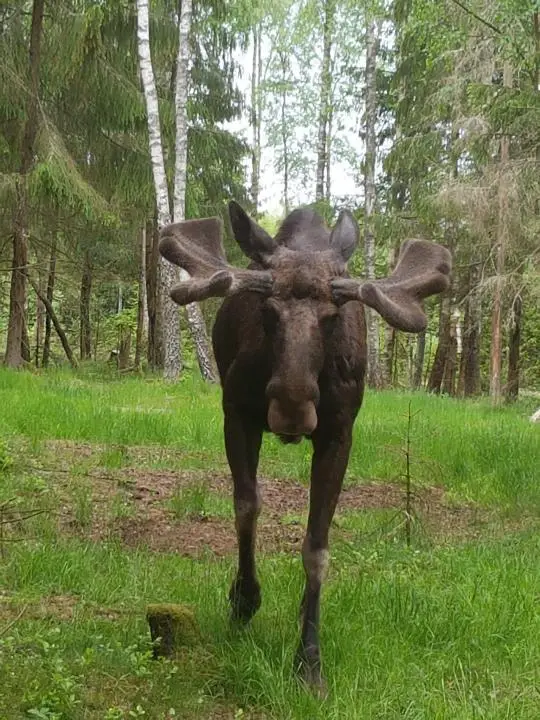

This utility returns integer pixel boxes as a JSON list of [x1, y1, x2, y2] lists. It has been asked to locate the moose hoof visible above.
[[229, 577, 261, 624], [294, 648, 327, 698]]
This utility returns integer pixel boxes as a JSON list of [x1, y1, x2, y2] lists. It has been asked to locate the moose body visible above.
[[159, 203, 451, 689]]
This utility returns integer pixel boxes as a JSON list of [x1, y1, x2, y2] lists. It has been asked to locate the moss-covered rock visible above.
[[146, 603, 200, 657]]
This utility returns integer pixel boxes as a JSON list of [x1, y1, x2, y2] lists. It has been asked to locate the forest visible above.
[[1, 0, 539, 399], [1, 1, 540, 718]]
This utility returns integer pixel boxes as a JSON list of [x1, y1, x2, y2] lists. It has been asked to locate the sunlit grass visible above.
[[0, 367, 539, 717], [1, 534, 539, 719], [1, 367, 538, 508]]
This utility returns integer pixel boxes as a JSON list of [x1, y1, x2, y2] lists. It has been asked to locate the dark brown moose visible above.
[[159, 203, 451, 690]]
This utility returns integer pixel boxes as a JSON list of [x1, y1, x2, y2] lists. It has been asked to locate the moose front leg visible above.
[[224, 407, 263, 623], [295, 425, 353, 691]]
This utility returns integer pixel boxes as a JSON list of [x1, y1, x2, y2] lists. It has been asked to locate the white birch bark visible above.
[[250, 23, 261, 213], [364, 19, 380, 388], [172, 0, 191, 223], [136, 0, 181, 381], [315, 0, 334, 202], [172, 0, 217, 383]]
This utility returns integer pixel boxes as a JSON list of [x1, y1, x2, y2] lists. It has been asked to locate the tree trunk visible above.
[[29, 277, 77, 369], [146, 218, 162, 370], [364, 19, 380, 388], [34, 262, 46, 367], [137, 0, 181, 381], [21, 294, 31, 363], [423, 332, 434, 386], [4, 0, 45, 367], [489, 61, 512, 405], [505, 293, 521, 402], [458, 263, 481, 396], [427, 293, 452, 393], [135, 225, 147, 369], [79, 250, 92, 360], [94, 310, 100, 360], [315, 0, 334, 202], [250, 23, 261, 213], [380, 243, 398, 386], [441, 312, 458, 396], [278, 50, 290, 216], [326, 103, 332, 202], [42, 235, 57, 367], [173, 0, 217, 383], [118, 328, 131, 371], [412, 331, 426, 389]]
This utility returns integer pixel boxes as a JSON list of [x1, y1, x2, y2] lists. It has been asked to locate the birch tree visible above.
[[250, 22, 262, 213], [363, 18, 380, 387], [136, 0, 180, 380], [315, 0, 335, 202], [136, 0, 215, 382], [173, 0, 216, 382]]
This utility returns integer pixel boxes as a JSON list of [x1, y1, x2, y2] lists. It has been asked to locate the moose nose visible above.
[[267, 399, 318, 437], [266, 378, 320, 406]]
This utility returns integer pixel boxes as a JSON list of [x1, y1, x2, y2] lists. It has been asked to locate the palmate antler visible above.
[[331, 239, 452, 332], [158, 216, 273, 305], [159, 207, 452, 333]]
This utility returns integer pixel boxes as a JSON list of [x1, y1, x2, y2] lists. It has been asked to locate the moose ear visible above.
[[330, 210, 359, 262], [228, 201, 277, 266]]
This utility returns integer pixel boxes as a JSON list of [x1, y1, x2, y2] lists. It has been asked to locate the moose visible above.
[[159, 202, 451, 690]]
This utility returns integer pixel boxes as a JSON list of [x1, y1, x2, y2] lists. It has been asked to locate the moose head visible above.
[[159, 202, 451, 439]]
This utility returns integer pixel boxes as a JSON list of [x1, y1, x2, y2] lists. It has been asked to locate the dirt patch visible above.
[[91, 470, 309, 556], [0, 592, 127, 623], [28, 440, 533, 558], [62, 467, 494, 557]]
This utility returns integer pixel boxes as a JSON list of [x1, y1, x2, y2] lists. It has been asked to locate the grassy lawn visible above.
[[0, 367, 539, 719]]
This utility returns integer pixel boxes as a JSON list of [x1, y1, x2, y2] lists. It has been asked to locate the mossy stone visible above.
[[146, 603, 200, 657]]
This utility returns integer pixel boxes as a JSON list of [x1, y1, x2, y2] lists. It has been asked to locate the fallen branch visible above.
[[28, 276, 78, 368]]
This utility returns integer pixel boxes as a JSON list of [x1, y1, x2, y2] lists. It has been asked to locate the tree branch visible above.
[[449, 0, 502, 35], [29, 276, 78, 368]]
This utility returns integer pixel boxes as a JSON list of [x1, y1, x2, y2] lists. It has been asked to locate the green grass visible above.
[[1, 534, 539, 719], [0, 367, 539, 718], [1, 367, 538, 508], [168, 481, 233, 520]]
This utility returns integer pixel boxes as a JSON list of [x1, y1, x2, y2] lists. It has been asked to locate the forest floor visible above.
[[0, 368, 539, 719]]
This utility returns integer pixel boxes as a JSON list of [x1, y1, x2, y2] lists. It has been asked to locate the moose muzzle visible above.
[[267, 398, 318, 437]]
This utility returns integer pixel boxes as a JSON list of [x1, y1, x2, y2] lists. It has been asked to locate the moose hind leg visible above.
[[295, 426, 353, 691], [224, 408, 263, 623]]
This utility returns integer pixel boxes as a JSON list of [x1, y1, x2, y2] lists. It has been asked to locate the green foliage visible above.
[[0, 437, 13, 473], [169, 482, 232, 520], [70, 482, 93, 530]]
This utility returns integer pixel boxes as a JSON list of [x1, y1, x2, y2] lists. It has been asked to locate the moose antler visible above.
[[159, 217, 273, 305], [331, 239, 452, 333]]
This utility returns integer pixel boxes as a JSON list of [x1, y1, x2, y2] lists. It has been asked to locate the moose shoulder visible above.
[[159, 203, 451, 691]]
